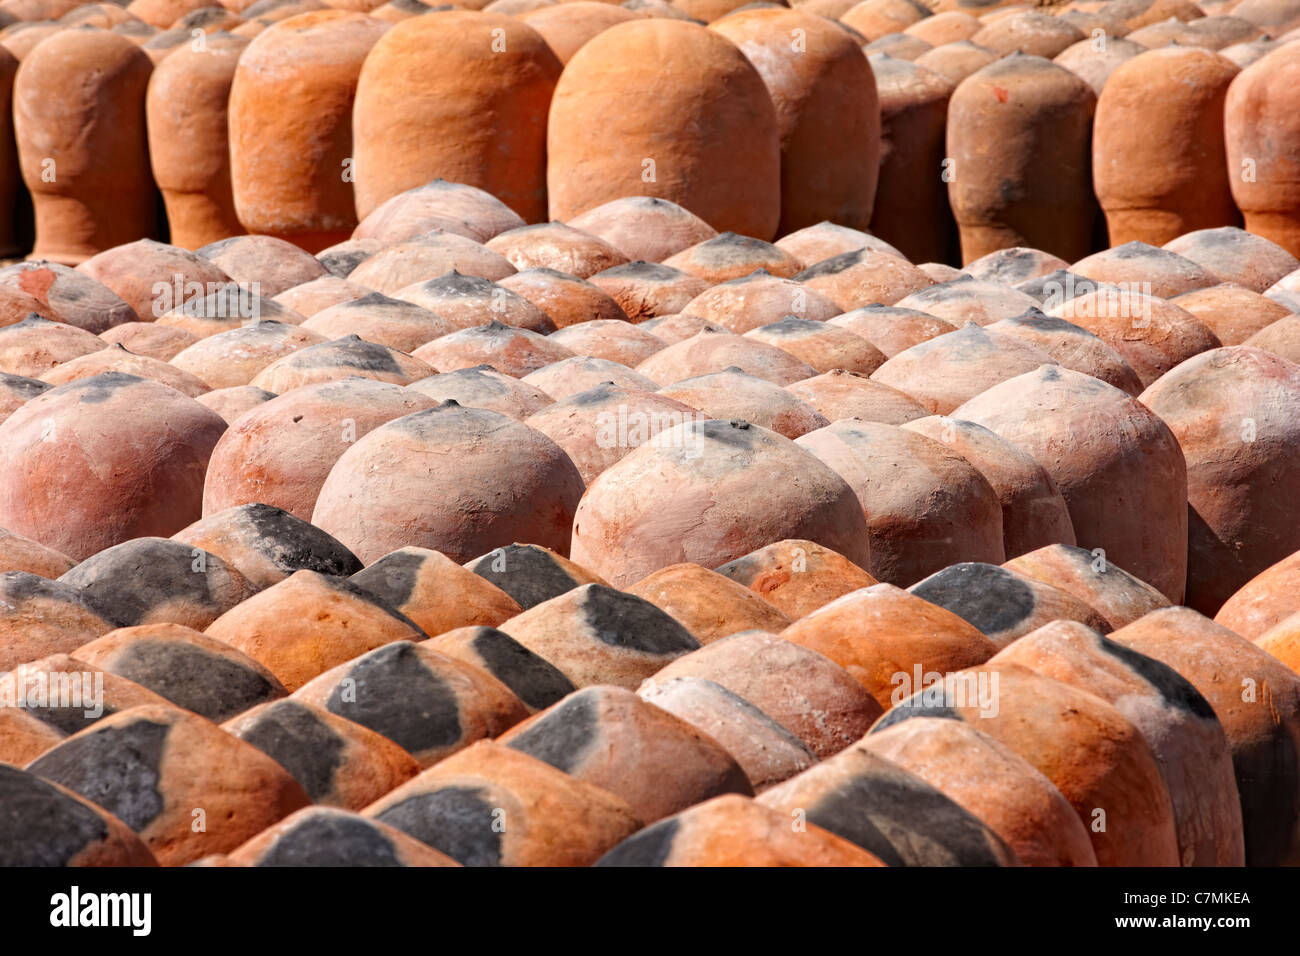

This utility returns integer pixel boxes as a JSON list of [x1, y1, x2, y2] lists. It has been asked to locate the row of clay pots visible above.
[[6, 495, 1300, 866], [8, 4, 1300, 265], [5, 205, 1300, 615]]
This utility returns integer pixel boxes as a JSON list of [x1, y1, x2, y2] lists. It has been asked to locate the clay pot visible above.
[[98, 322, 196, 359], [1225, 43, 1300, 256], [206, 569, 427, 691], [970, 10, 1084, 57], [912, 39, 997, 87], [871, 322, 1058, 414], [312, 402, 585, 564], [75, 622, 284, 722], [426, 626, 574, 714], [353, 11, 561, 223], [0, 765, 158, 866], [547, 19, 780, 238], [565, 196, 717, 263], [636, 327, 817, 385], [828, 304, 958, 358], [1046, 286, 1220, 387], [292, 640, 527, 766], [194, 384, 275, 422], [903, 415, 1075, 558], [522, 356, 657, 400], [1170, 282, 1293, 344], [758, 741, 1021, 865], [410, 320, 572, 376], [58, 537, 253, 630], [170, 320, 325, 388], [787, 369, 930, 425], [27, 703, 309, 865], [744, 318, 886, 375], [869, 55, 955, 264], [202, 376, 436, 519], [485, 222, 626, 278], [226, 806, 455, 865], [520, 1, 637, 64], [862, 718, 1097, 866], [993, 620, 1244, 865], [657, 367, 827, 437], [75, 238, 233, 319], [349, 546, 520, 635], [461, 541, 607, 610], [1140, 346, 1300, 615], [1053, 35, 1144, 95], [392, 272, 549, 331], [172, 501, 361, 589], [353, 178, 525, 244], [15, 28, 158, 263], [874, 661, 1179, 865], [1165, 226, 1299, 293], [1093, 47, 1240, 247], [1111, 606, 1300, 865], [773, 219, 904, 265], [200, 234, 328, 296], [794, 247, 933, 310], [711, 8, 879, 234], [363, 739, 642, 865], [350, 237, 516, 292], [1004, 542, 1171, 629], [947, 54, 1097, 264], [0, 572, 115, 670], [0, 316, 106, 377], [406, 364, 553, 419], [39, 342, 209, 395], [500, 270, 630, 331], [228, 12, 388, 252], [662, 233, 802, 283], [146, 33, 248, 249], [782, 582, 996, 709], [273, 274, 371, 315], [300, 294, 455, 352], [714, 538, 877, 621], [570, 419, 872, 587], [586, 262, 710, 320], [0, 261, 138, 332], [795, 419, 1005, 585], [953, 364, 1188, 603], [0, 373, 226, 560], [599, 790, 880, 864]]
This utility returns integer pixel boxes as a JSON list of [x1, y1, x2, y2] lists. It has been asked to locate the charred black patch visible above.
[[350, 549, 425, 611], [466, 544, 584, 610], [59, 538, 233, 628], [238, 701, 346, 803], [579, 585, 699, 655], [255, 813, 404, 867], [109, 639, 279, 723], [594, 818, 680, 867], [28, 719, 169, 833], [469, 628, 575, 710], [809, 771, 1012, 866], [240, 503, 362, 578], [0, 765, 110, 866], [910, 563, 1036, 636], [504, 691, 598, 774], [324, 642, 462, 755], [1096, 636, 1218, 720], [374, 786, 503, 866]]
